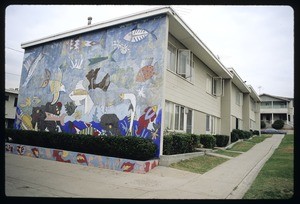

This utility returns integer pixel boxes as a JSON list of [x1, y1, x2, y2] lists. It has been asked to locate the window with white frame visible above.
[[167, 42, 194, 82], [251, 98, 256, 112], [206, 114, 217, 134], [167, 43, 177, 73], [206, 75, 223, 96], [235, 89, 243, 106], [164, 101, 193, 133], [164, 101, 174, 130]]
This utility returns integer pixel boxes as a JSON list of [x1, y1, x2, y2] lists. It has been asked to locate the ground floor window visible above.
[[164, 100, 193, 133], [206, 114, 217, 134]]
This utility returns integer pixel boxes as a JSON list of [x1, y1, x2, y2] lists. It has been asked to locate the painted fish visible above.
[[137, 106, 157, 135], [76, 153, 88, 165], [121, 162, 135, 172], [17, 145, 25, 155], [31, 148, 39, 158], [113, 40, 130, 54], [69, 80, 94, 114], [52, 150, 71, 163], [123, 25, 157, 43], [120, 93, 136, 134], [88, 48, 117, 66], [135, 65, 155, 82], [22, 52, 44, 87], [44, 112, 67, 126]]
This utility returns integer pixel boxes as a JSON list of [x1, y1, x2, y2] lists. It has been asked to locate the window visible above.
[[206, 114, 217, 134], [167, 42, 194, 82], [235, 118, 239, 129], [167, 43, 177, 72], [5, 95, 9, 101], [261, 101, 272, 108], [164, 101, 174, 130], [235, 90, 243, 106], [186, 109, 193, 134], [206, 75, 223, 96], [14, 97, 18, 107], [251, 98, 256, 111], [164, 101, 193, 133], [175, 105, 184, 131]]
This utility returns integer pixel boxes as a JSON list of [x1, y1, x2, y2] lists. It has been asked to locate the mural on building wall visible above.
[[14, 15, 167, 157], [5, 143, 159, 174]]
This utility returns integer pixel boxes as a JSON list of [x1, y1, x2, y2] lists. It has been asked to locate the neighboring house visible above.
[[15, 6, 260, 156], [5, 88, 18, 128], [226, 68, 261, 134], [260, 93, 294, 129]]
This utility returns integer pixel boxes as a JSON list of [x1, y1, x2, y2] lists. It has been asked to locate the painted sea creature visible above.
[[64, 101, 77, 116], [15, 108, 34, 130], [40, 69, 51, 87], [5, 144, 13, 153], [41, 68, 66, 105], [31, 148, 39, 158], [123, 25, 157, 43], [120, 93, 136, 134], [137, 106, 157, 135], [69, 80, 94, 114], [86, 68, 111, 91], [52, 150, 71, 163], [76, 153, 88, 165], [22, 52, 44, 87], [69, 55, 83, 69], [17, 145, 25, 155], [88, 48, 117, 66], [100, 114, 121, 136], [121, 162, 135, 172], [99, 32, 107, 49], [69, 36, 99, 51], [20, 97, 31, 108], [136, 65, 155, 82], [113, 40, 130, 54], [76, 123, 100, 136], [45, 112, 67, 126]]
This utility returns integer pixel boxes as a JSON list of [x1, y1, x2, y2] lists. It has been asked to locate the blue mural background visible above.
[[15, 14, 167, 157]]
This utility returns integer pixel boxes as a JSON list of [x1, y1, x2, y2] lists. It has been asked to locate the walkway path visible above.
[[5, 134, 284, 199]]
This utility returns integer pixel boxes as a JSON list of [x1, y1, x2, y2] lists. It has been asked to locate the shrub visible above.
[[191, 134, 201, 148], [231, 130, 239, 143], [253, 130, 260, 135], [272, 120, 285, 130], [162, 135, 174, 155], [200, 134, 216, 149], [5, 129, 157, 161], [213, 135, 229, 147], [261, 121, 266, 129]]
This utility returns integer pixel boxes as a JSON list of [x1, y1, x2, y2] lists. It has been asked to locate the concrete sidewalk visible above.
[[5, 134, 284, 199]]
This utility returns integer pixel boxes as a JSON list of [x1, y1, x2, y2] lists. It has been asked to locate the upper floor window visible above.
[[261, 101, 272, 108], [14, 97, 18, 107], [251, 98, 257, 112], [206, 74, 223, 96], [5, 95, 9, 101], [167, 42, 194, 82], [235, 89, 243, 106], [273, 101, 287, 109]]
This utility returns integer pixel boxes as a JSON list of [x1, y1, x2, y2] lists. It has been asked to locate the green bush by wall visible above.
[[272, 120, 285, 130], [5, 129, 157, 161], [213, 135, 229, 147]]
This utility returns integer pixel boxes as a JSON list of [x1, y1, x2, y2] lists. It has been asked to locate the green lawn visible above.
[[170, 155, 228, 174], [228, 134, 272, 152], [243, 134, 294, 199]]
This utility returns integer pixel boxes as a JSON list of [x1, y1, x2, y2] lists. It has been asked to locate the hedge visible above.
[[200, 134, 216, 149], [231, 129, 253, 142], [5, 129, 157, 161], [272, 120, 285, 130], [213, 135, 229, 147]]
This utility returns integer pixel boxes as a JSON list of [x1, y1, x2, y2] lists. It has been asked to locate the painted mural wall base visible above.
[[159, 152, 205, 167], [5, 143, 159, 174]]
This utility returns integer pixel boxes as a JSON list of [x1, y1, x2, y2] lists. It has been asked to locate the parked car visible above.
[[261, 128, 287, 134]]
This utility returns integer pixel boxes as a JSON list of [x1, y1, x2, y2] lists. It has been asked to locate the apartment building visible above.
[[5, 88, 18, 128], [15, 7, 260, 156], [260, 93, 294, 128]]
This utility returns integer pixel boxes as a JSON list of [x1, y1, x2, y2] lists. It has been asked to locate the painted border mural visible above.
[[5, 143, 159, 173], [14, 15, 167, 157]]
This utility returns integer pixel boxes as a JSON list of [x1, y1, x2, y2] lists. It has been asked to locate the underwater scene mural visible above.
[[15, 15, 167, 157], [5, 143, 159, 174]]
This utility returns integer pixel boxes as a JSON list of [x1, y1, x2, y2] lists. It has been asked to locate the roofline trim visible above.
[[21, 6, 172, 48]]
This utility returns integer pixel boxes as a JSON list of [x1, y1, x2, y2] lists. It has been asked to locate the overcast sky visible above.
[[5, 5, 294, 98]]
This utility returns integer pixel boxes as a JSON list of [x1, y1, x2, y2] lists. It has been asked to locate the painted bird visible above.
[[120, 93, 136, 135], [136, 106, 157, 135]]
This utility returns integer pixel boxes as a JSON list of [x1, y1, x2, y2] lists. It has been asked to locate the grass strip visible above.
[[170, 155, 228, 174], [243, 134, 294, 199], [214, 149, 242, 157]]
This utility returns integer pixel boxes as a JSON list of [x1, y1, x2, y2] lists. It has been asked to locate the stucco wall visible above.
[[15, 15, 167, 156]]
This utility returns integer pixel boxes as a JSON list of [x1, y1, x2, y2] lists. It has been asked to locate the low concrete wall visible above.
[[159, 152, 205, 166], [5, 143, 159, 174]]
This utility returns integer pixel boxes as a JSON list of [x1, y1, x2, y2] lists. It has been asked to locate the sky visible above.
[[5, 5, 294, 98]]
